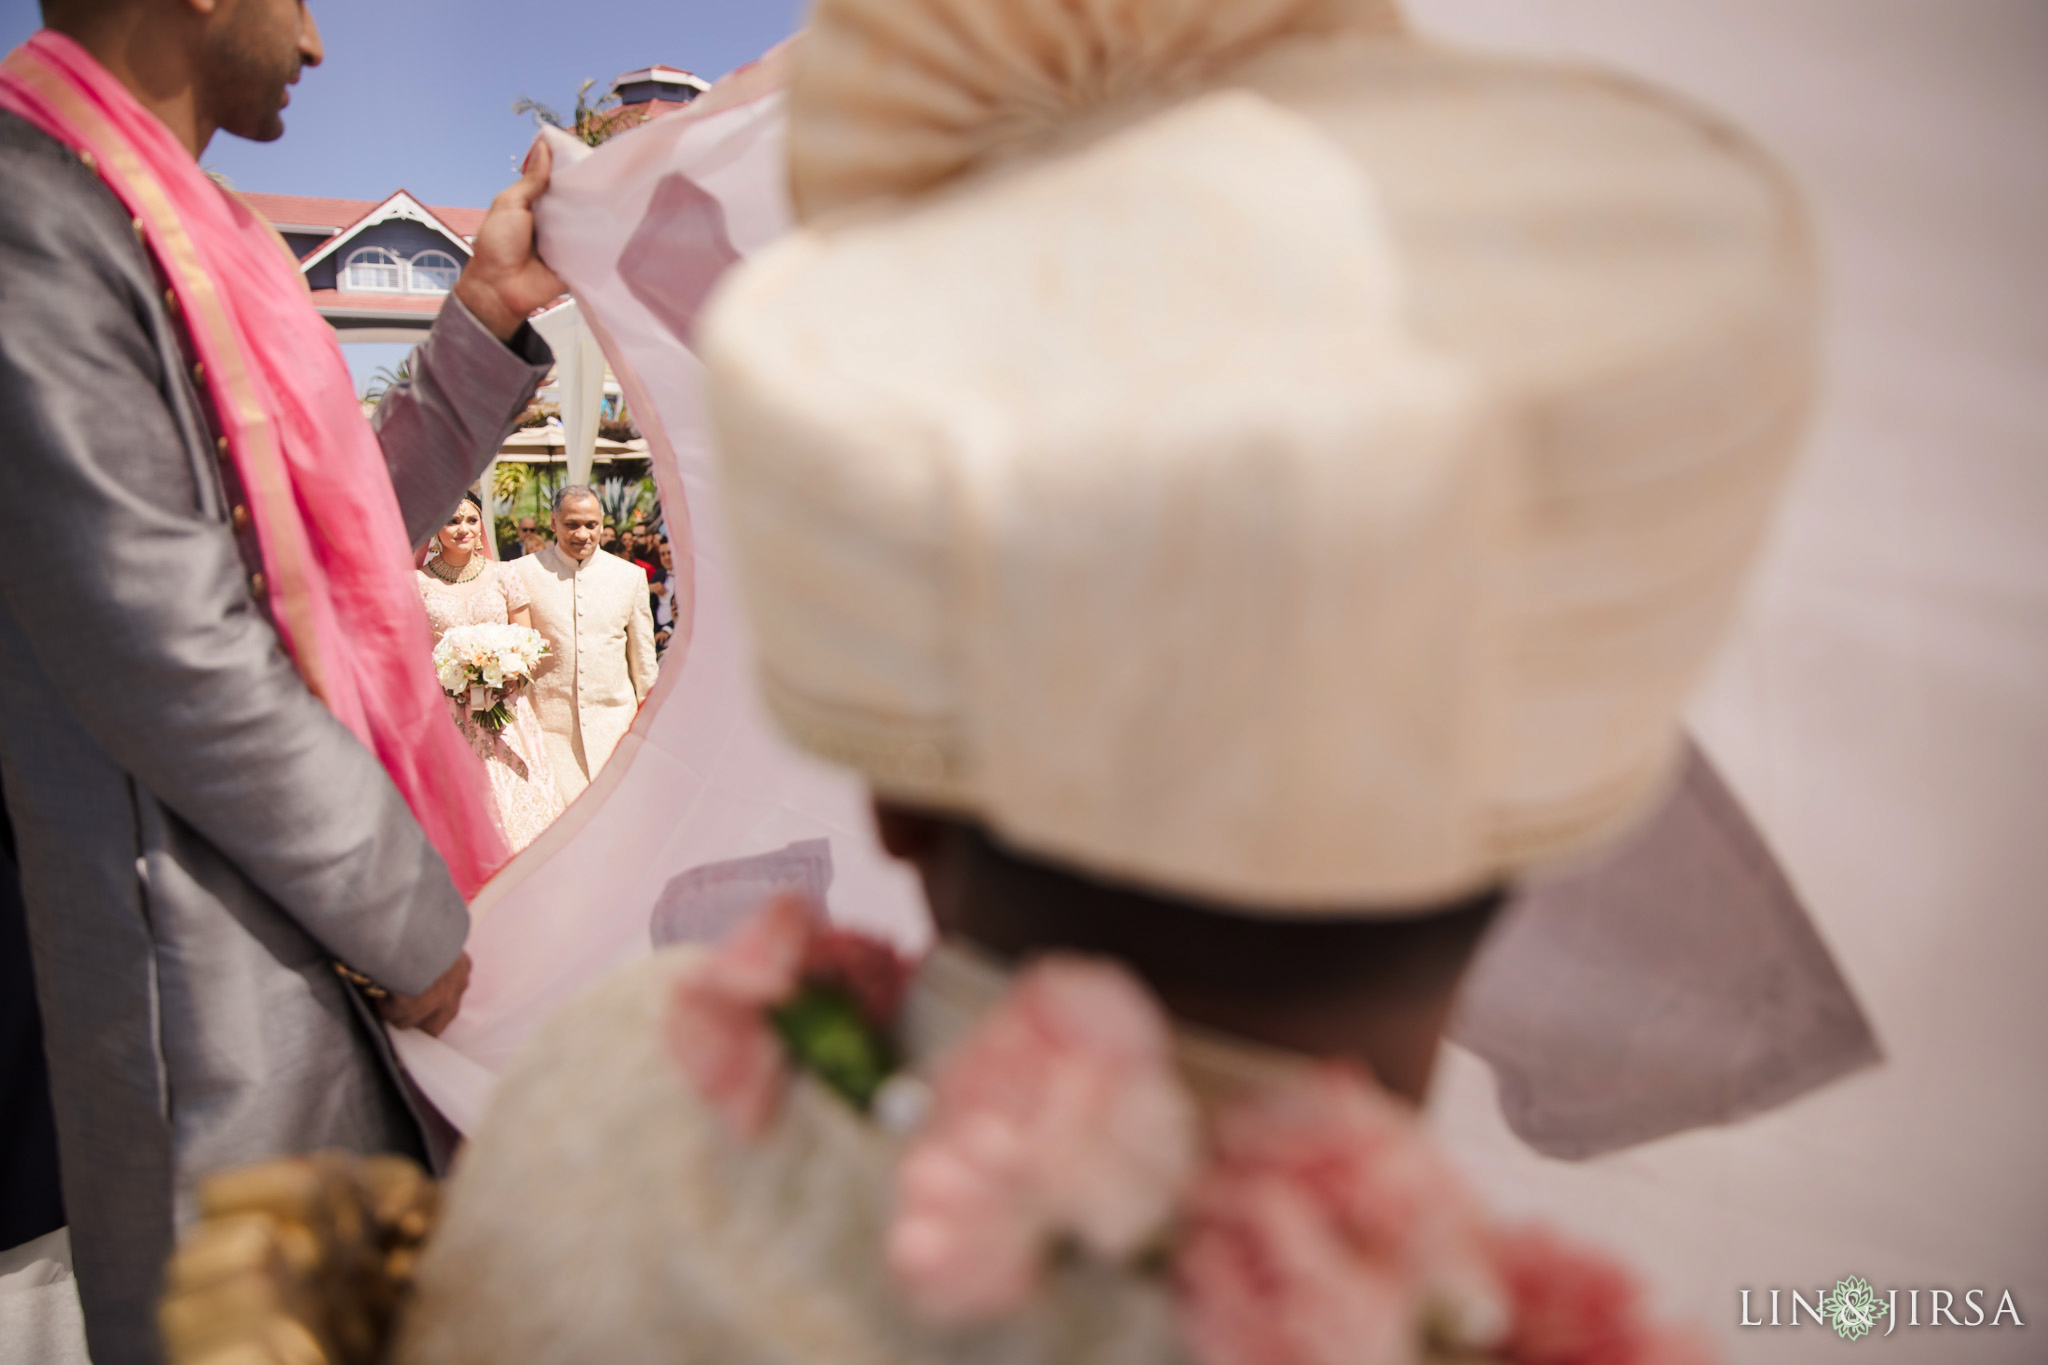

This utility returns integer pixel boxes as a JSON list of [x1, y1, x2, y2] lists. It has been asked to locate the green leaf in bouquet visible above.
[[770, 985, 896, 1112]]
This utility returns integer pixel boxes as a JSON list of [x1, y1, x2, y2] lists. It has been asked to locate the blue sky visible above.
[[1, 0, 805, 389]]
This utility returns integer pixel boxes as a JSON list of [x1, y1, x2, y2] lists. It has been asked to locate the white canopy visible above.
[[529, 299, 611, 487]]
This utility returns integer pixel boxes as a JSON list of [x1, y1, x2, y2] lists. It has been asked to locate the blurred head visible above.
[[551, 488, 602, 561], [873, 802, 1504, 1101], [517, 516, 537, 534], [707, 35, 1812, 918], [43, 0, 326, 145], [657, 538, 673, 572], [435, 494, 484, 560]]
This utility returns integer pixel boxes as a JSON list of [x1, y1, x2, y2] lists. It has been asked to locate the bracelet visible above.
[[333, 961, 390, 1000]]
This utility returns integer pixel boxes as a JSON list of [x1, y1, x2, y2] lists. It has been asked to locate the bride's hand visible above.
[[377, 952, 472, 1036]]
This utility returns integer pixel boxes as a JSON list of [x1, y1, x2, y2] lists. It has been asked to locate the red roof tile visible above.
[[238, 192, 368, 231], [241, 192, 486, 239], [425, 204, 487, 237]]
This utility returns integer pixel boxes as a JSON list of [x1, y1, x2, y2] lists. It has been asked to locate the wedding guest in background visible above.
[[652, 536, 677, 656], [415, 494, 564, 853], [622, 526, 658, 582], [0, 0, 564, 1355], [645, 530, 668, 589], [505, 514, 539, 560], [513, 486, 658, 805], [517, 521, 547, 557]]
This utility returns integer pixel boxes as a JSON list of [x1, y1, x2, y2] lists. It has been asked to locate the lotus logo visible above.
[[1820, 1276, 1887, 1341]]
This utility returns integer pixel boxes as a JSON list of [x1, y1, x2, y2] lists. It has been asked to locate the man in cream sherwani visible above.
[[514, 486, 658, 805]]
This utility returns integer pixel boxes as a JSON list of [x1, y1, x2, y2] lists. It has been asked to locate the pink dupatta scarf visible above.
[[0, 31, 508, 894]]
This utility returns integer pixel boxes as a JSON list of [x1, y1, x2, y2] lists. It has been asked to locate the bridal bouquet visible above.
[[433, 624, 549, 731]]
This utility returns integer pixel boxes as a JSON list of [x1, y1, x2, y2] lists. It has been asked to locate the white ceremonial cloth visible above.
[[389, 76, 931, 1128], [0, 1229, 90, 1365], [1400, 3, 2048, 1360], [398, 60, 1830, 1142], [390, 12, 2048, 1362]]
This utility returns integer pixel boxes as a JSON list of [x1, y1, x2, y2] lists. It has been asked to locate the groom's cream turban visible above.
[[700, 0, 1818, 912]]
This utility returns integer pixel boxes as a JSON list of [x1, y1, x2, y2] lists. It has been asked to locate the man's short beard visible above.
[[199, 3, 301, 143]]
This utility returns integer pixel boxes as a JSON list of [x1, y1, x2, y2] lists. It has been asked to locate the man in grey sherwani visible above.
[[0, 1, 569, 1360]]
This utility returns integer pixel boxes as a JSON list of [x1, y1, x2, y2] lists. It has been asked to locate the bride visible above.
[[414, 495, 565, 853]]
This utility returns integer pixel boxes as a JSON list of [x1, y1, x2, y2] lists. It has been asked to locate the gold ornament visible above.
[[158, 1152, 439, 1365]]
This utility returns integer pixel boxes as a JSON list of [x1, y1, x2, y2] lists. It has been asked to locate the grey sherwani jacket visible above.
[[0, 112, 550, 1364]]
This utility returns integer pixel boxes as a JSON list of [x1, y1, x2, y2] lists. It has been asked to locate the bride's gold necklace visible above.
[[427, 554, 484, 585]]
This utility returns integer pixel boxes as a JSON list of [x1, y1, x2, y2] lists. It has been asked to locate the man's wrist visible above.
[[451, 273, 524, 343]]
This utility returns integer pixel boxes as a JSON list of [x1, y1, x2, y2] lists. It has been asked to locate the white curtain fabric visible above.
[[392, 6, 2047, 1359]]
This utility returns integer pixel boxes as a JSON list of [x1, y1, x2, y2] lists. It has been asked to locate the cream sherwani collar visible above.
[[542, 544, 597, 576]]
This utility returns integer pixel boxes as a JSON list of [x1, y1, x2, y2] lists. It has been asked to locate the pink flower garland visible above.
[[1489, 1228, 1715, 1365], [1177, 1063, 1505, 1365], [886, 957, 1199, 1322], [662, 902, 1713, 1364]]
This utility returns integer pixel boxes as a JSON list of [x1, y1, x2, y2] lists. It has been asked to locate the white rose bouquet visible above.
[[432, 624, 550, 731]]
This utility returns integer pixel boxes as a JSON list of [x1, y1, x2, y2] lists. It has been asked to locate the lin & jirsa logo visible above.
[[1739, 1276, 2024, 1340]]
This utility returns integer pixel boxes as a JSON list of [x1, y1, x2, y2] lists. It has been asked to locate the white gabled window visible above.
[[410, 250, 461, 294], [344, 246, 404, 292]]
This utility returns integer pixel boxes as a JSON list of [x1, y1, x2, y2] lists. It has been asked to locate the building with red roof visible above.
[[241, 188, 485, 342], [241, 64, 709, 342]]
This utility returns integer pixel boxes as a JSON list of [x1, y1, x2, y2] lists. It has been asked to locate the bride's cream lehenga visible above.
[[414, 561, 566, 854]]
